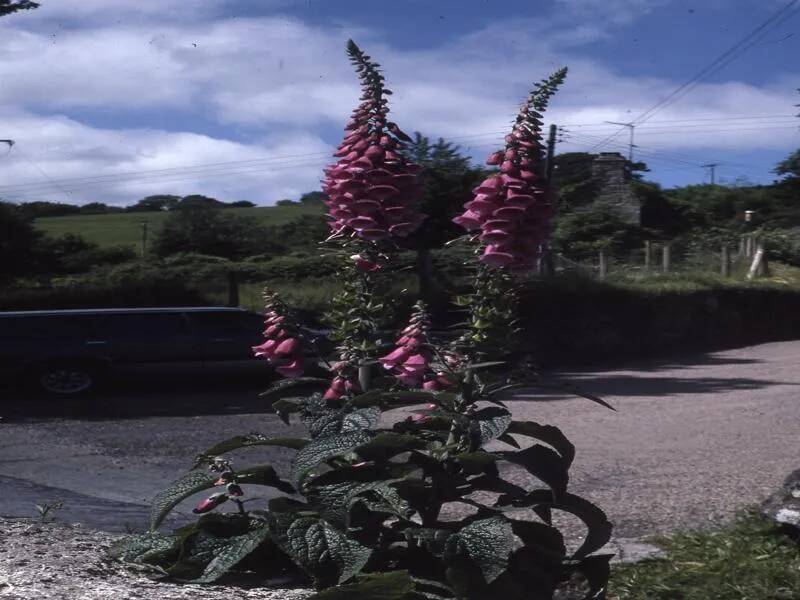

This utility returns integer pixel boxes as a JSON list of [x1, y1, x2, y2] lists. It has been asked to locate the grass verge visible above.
[[610, 509, 800, 600]]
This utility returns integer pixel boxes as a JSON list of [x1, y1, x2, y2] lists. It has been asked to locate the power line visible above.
[[589, 0, 800, 151]]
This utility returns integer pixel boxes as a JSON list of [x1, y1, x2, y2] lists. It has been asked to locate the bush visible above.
[[152, 208, 286, 260]]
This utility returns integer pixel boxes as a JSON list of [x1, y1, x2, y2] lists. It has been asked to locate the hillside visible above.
[[34, 203, 325, 249]]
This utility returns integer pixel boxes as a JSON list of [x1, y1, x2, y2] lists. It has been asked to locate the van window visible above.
[[99, 313, 191, 338], [0, 315, 99, 339], [187, 311, 262, 336]]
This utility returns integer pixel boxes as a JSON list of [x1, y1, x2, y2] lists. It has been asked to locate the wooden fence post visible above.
[[227, 271, 240, 307], [598, 249, 608, 280], [720, 245, 730, 277], [662, 243, 671, 273], [738, 237, 745, 258], [644, 241, 651, 271]]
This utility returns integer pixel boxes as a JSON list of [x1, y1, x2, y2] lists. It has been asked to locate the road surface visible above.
[[1, 341, 798, 542]]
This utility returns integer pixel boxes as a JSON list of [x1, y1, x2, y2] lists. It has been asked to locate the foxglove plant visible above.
[[323, 40, 424, 242], [113, 52, 614, 600], [454, 68, 567, 272], [252, 288, 306, 378]]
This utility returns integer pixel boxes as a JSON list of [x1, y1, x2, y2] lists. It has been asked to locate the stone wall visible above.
[[592, 152, 640, 224]]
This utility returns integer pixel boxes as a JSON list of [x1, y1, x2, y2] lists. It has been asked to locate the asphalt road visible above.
[[1, 341, 798, 540]]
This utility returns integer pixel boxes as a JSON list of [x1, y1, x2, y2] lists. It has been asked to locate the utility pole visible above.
[[545, 123, 558, 184], [702, 162, 720, 185], [140, 220, 148, 257], [605, 121, 635, 162]]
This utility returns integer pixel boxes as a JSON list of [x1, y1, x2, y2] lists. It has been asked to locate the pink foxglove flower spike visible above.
[[453, 68, 568, 273], [322, 40, 424, 242]]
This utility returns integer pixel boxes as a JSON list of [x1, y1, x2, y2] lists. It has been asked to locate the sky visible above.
[[0, 0, 797, 207]]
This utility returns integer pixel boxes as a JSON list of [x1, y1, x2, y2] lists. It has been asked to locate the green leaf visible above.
[[194, 435, 309, 466], [355, 432, 428, 462], [445, 516, 516, 588], [308, 571, 417, 600], [499, 445, 569, 498], [149, 470, 216, 530], [496, 491, 612, 559], [109, 531, 183, 565], [192, 525, 272, 583], [236, 464, 296, 494], [473, 407, 512, 444], [520, 379, 615, 411], [308, 479, 412, 528], [350, 390, 446, 409], [403, 528, 452, 558], [149, 465, 295, 530], [260, 377, 330, 399], [269, 514, 371, 586], [454, 451, 498, 476], [305, 406, 382, 438], [505, 422, 575, 468], [464, 361, 506, 370], [292, 431, 372, 485], [273, 397, 304, 424]]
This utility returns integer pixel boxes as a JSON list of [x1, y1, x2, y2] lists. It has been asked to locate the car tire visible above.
[[33, 361, 104, 396]]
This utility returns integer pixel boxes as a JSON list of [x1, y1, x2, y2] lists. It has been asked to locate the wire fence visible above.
[[549, 233, 770, 281]]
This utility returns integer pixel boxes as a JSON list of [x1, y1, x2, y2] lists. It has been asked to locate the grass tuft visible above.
[[610, 509, 800, 599]]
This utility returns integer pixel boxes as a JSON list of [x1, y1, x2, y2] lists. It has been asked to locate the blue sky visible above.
[[0, 0, 797, 206]]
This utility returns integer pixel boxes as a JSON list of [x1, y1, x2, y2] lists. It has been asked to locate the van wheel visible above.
[[35, 362, 101, 395]]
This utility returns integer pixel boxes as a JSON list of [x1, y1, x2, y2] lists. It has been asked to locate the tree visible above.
[[14, 201, 81, 219], [0, 201, 44, 281], [406, 133, 488, 303], [152, 208, 284, 259], [298, 191, 326, 205], [552, 204, 646, 260], [175, 195, 225, 210], [127, 195, 180, 212], [0, 1, 39, 17], [227, 200, 256, 208], [275, 199, 296, 206], [79, 202, 121, 214], [775, 149, 800, 180]]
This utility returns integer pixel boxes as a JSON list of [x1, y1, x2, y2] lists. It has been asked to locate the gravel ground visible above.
[[0, 519, 311, 600], [1, 340, 798, 598]]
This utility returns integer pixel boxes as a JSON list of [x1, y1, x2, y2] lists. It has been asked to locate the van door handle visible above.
[[86, 340, 108, 345]]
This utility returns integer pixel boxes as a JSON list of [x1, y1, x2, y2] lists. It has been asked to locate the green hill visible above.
[[34, 204, 325, 249]]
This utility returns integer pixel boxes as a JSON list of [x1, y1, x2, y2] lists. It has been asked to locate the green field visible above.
[[34, 203, 324, 249]]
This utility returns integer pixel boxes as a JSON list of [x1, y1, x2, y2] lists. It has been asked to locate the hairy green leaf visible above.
[[505, 421, 575, 468], [454, 451, 498, 476], [292, 430, 372, 485], [150, 465, 294, 530], [308, 571, 417, 600], [445, 516, 516, 588], [109, 531, 183, 565], [355, 432, 428, 462], [192, 525, 272, 583], [194, 435, 308, 467], [260, 377, 330, 400], [269, 514, 371, 586], [149, 470, 216, 530], [308, 479, 412, 528], [499, 445, 569, 498], [473, 407, 512, 444], [404, 527, 453, 558], [496, 490, 612, 559]]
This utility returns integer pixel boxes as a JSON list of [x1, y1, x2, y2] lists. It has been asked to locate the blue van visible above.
[[0, 307, 266, 394]]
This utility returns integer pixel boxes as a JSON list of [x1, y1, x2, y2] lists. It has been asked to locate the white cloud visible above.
[[0, 5, 796, 204], [0, 110, 331, 205], [555, 0, 671, 25]]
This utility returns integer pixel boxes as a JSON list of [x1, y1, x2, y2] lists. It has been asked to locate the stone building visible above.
[[591, 152, 640, 224]]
